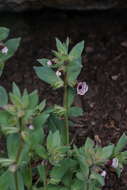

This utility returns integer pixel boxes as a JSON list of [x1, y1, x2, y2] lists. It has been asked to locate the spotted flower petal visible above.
[[77, 82, 88, 95]]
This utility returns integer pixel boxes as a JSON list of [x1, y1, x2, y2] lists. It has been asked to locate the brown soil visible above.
[[0, 10, 127, 189]]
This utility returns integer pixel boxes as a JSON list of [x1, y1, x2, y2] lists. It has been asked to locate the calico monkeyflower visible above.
[[77, 82, 88, 95]]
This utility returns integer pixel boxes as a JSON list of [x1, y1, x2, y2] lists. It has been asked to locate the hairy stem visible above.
[[63, 73, 69, 145]]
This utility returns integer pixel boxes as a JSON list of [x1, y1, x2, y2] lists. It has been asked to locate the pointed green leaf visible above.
[[68, 106, 83, 117], [37, 58, 50, 66], [12, 82, 21, 98], [7, 134, 20, 159], [33, 112, 49, 128], [29, 90, 39, 109], [0, 38, 21, 62], [35, 145, 48, 159], [69, 41, 84, 60], [90, 172, 104, 186], [114, 133, 127, 154], [0, 27, 9, 41], [0, 86, 8, 106], [56, 38, 67, 54], [0, 170, 11, 189], [68, 87, 76, 107], [37, 164, 46, 183], [34, 66, 63, 88]]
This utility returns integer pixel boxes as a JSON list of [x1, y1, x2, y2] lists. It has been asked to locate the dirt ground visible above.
[[0, 10, 127, 189]]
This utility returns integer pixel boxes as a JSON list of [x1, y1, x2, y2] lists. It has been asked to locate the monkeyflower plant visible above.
[[0, 28, 127, 190]]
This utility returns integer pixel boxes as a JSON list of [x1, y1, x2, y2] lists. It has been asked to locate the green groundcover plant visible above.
[[0, 27, 127, 190]]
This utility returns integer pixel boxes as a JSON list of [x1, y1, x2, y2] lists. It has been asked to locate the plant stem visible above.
[[14, 172, 19, 190], [14, 118, 24, 190], [63, 73, 69, 145]]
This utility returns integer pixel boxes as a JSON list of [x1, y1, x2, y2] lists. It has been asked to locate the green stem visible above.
[[14, 118, 24, 190], [14, 172, 19, 190], [63, 73, 69, 145], [29, 163, 32, 190]]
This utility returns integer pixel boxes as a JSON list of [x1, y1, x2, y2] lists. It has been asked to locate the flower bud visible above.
[[112, 158, 119, 168], [28, 124, 34, 130], [56, 70, 61, 77], [1, 46, 8, 54], [47, 60, 52, 66], [101, 170, 107, 178]]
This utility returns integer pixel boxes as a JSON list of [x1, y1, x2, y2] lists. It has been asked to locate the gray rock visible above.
[[0, 0, 126, 12]]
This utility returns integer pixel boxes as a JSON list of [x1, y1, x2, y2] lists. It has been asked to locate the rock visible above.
[[0, 0, 126, 12]]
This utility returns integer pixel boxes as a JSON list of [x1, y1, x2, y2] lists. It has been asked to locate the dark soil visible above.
[[0, 10, 127, 190]]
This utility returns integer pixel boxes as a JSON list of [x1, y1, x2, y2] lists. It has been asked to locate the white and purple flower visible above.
[[101, 170, 107, 178], [56, 70, 61, 77], [77, 82, 88, 95], [28, 124, 34, 130], [107, 158, 119, 169], [47, 60, 52, 66], [111, 158, 119, 168], [1, 46, 8, 54]]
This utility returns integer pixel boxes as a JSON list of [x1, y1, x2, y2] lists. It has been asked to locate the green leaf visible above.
[[12, 82, 21, 98], [0, 170, 11, 189], [9, 93, 23, 107], [7, 134, 20, 159], [0, 27, 9, 41], [28, 128, 45, 147], [22, 167, 32, 189], [85, 138, 94, 151], [50, 159, 76, 184], [0, 38, 21, 62], [37, 99, 46, 112], [71, 179, 84, 190], [47, 185, 68, 190], [17, 144, 30, 165], [0, 110, 11, 126], [68, 87, 76, 107], [114, 133, 127, 154], [56, 38, 67, 54], [102, 145, 114, 160], [0, 86, 8, 106], [37, 58, 50, 66], [37, 164, 46, 184], [22, 89, 29, 108], [67, 59, 82, 87], [35, 145, 48, 159], [29, 90, 39, 109], [47, 131, 61, 151], [62, 171, 73, 186], [33, 112, 49, 128], [0, 158, 14, 167], [119, 151, 127, 164], [90, 172, 104, 186], [68, 106, 83, 117], [34, 66, 63, 88], [10, 171, 25, 190], [69, 41, 84, 60]]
